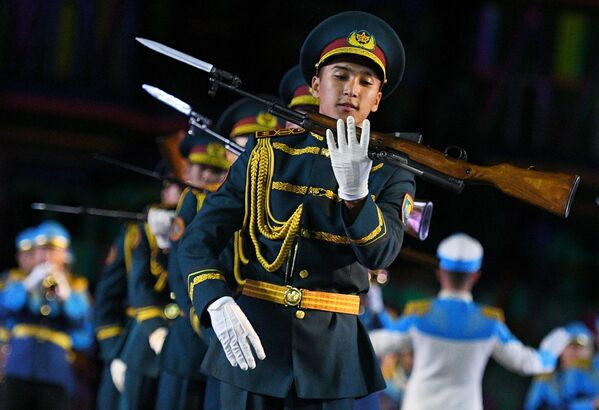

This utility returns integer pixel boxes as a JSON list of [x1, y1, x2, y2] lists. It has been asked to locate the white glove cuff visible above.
[[208, 296, 235, 312], [338, 185, 369, 201]]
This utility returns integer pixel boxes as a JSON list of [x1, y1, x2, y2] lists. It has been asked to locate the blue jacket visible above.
[[1, 270, 92, 392]]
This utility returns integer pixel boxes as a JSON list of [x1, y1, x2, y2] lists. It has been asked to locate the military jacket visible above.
[[120, 222, 172, 377], [160, 188, 209, 379], [94, 225, 136, 362], [179, 129, 416, 399]]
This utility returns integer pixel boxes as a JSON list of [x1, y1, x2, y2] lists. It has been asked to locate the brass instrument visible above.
[[40, 275, 58, 316], [405, 200, 433, 241]]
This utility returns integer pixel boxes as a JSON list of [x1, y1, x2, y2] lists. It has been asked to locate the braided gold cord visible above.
[[246, 138, 303, 272]]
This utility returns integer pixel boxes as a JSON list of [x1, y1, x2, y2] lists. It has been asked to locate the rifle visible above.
[[143, 84, 435, 241], [136, 38, 580, 218], [32, 202, 145, 220]]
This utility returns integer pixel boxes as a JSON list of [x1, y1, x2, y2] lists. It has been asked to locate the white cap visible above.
[[436, 233, 483, 274]]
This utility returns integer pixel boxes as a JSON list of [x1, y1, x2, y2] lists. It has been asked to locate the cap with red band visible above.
[[299, 11, 405, 98], [278, 65, 320, 109], [217, 96, 282, 139]]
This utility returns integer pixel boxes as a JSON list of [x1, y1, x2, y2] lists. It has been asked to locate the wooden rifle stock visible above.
[[304, 112, 580, 218]]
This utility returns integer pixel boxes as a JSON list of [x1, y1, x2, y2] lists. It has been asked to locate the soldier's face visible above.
[[188, 163, 227, 188], [311, 60, 382, 125], [161, 183, 182, 207], [226, 135, 249, 164]]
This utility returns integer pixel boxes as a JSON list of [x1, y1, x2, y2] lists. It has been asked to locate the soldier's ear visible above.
[[369, 90, 383, 113], [311, 75, 320, 98]]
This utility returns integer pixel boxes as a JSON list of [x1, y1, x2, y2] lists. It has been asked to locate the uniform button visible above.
[[295, 310, 305, 320], [299, 269, 309, 279], [170, 292, 176, 300]]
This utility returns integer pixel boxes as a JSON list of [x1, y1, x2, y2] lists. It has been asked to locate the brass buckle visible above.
[[164, 303, 181, 320], [283, 286, 302, 307]]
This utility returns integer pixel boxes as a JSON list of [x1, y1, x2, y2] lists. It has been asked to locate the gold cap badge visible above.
[[347, 30, 376, 51]]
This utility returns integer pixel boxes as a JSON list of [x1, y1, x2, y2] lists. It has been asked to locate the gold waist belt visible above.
[[242, 279, 360, 315]]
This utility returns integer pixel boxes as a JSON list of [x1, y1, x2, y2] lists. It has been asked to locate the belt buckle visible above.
[[283, 286, 302, 307], [164, 303, 181, 320]]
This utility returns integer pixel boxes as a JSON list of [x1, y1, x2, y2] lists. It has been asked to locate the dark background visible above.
[[0, 1, 598, 408]]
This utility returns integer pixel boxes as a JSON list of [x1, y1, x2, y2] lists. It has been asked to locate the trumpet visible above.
[[40, 275, 58, 316], [405, 200, 433, 241]]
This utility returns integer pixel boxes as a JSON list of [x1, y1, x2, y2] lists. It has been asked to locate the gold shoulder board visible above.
[[481, 305, 505, 322], [403, 299, 431, 316]]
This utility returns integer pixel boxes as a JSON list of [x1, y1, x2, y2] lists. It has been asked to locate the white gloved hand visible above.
[[110, 358, 127, 393], [52, 270, 72, 301], [147, 208, 175, 250], [208, 296, 265, 371], [23, 262, 54, 291], [367, 283, 384, 314], [326, 116, 373, 201], [540, 327, 571, 357], [148, 327, 168, 355]]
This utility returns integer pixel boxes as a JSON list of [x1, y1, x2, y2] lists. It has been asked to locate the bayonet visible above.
[[142, 84, 244, 156]]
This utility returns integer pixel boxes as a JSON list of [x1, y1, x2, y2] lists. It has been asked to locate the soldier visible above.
[[216, 96, 282, 165], [369, 232, 571, 410], [155, 129, 230, 410], [278, 65, 320, 128], [117, 178, 181, 410], [1, 221, 92, 410], [179, 11, 416, 409], [93, 222, 137, 410]]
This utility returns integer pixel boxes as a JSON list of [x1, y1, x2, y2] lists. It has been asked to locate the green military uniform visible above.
[[119, 217, 175, 410], [155, 129, 231, 410], [94, 224, 137, 410], [179, 11, 412, 408]]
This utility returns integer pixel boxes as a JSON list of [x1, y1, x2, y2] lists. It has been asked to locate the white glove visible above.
[[148, 327, 168, 355], [110, 358, 127, 393], [208, 296, 265, 371], [52, 271, 71, 301], [147, 208, 175, 250], [367, 283, 384, 314], [23, 262, 54, 291], [540, 327, 571, 357], [326, 116, 373, 201]]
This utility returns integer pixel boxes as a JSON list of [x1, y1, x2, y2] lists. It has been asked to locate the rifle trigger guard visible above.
[[444, 145, 468, 161]]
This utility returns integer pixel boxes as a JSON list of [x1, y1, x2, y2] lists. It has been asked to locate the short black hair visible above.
[[445, 270, 471, 289]]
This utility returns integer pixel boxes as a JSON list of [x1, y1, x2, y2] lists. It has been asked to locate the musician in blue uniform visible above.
[[1, 221, 92, 410], [370, 233, 570, 410], [155, 129, 230, 410], [179, 11, 415, 409], [525, 322, 599, 410], [94, 222, 137, 410], [0, 227, 37, 404], [118, 177, 181, 410]]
